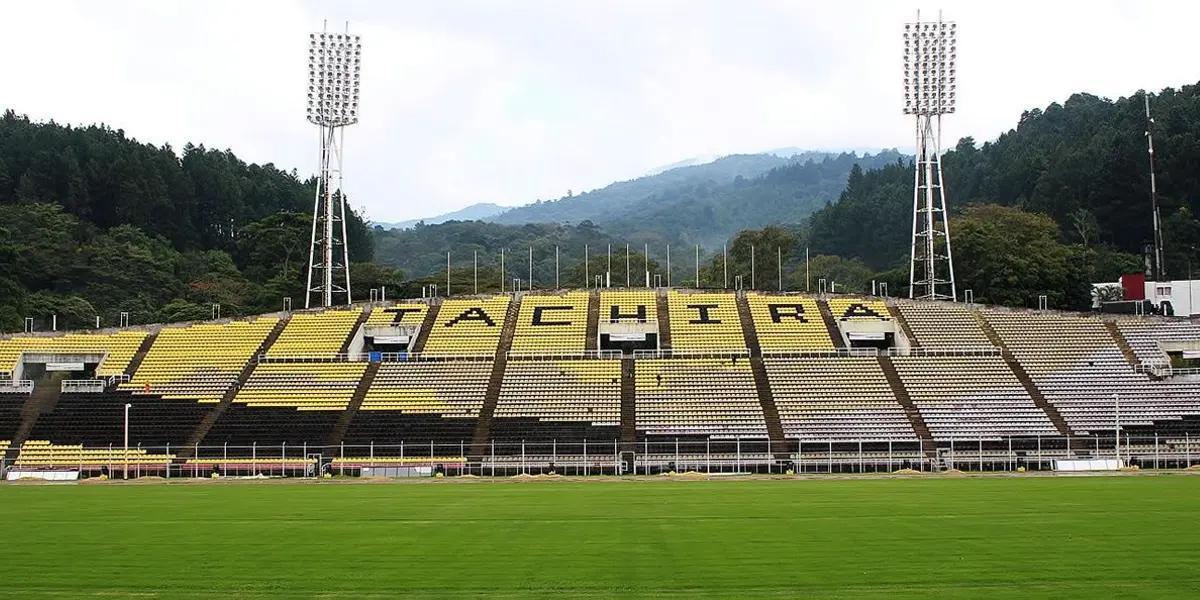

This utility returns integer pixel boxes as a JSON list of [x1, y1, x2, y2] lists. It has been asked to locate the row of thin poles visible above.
[[444, 244, 814, 295]]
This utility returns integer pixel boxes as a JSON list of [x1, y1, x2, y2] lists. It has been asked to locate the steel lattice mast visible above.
[[904, 13, 957, 301], [305, 22, 362, 308]]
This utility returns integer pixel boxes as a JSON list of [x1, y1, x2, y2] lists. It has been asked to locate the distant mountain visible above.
[[641, 154, 722, 177], [493, 151, 842, 227], [377, 202, 509, 230], [491, 149, 905, 248], [374, 149, 908, 278]]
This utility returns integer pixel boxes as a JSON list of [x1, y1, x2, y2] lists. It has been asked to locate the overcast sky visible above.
[[4, 1, 1198, 222]]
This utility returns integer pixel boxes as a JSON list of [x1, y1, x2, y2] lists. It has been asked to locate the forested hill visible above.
[[0, 111, 385, 331], [491, 150, 904, 248], [810, 85, 1200, 273], [796, 83, 1200, 309]]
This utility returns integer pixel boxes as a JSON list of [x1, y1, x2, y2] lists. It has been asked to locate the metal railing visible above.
[[0, 380, 34, 393], [1135, 363, 1200, 378], [632, 348, 750, 359], [3, 434, 1196, 481], [762, 348, 879, 358], [61, 379, 106, 393], [506, 350, 622, 360], [884, 346, 1002, 357]]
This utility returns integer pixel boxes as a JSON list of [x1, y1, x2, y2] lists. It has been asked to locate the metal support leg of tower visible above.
[[909, 114, 956, 301], [306, 124, 352, 308]]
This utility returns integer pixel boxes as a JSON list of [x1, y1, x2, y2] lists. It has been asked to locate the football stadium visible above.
[[3, 4, 1200, 599]]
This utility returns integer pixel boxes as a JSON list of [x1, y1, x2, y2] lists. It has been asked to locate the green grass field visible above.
[[1, 475, 1198, 598]]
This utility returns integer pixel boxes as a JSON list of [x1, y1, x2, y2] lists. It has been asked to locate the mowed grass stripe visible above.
[[0, 476, 1197, 599]]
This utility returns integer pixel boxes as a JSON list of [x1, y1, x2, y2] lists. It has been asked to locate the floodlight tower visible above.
[[305, 23, 362, 308], [903, 14, 957, 301]]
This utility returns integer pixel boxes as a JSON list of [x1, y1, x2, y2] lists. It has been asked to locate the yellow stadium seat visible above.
[[747, 293, 833, 351], [510, 292, 589, 353], [666, 291, 745, 351], [422, 296, 511, 356]]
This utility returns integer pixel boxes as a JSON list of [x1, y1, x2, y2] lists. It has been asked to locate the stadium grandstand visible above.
[[3, 289, 1200, 479]]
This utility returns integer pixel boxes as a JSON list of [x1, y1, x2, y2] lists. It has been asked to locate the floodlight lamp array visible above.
[[903, 21, 956, 115], [307, 31, 362, 126]]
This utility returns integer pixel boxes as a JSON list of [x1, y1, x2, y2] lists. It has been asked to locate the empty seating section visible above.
[[510, 292, 588, 353], [422, 297, 511, 356], [0, 393, 24, 440], [747, 294, 832, 350], [360, 361, 489, 416], [0, 331, 146, 377], [667, 292, 744, 351], [600, 290, 656, 323], [496, 360, 620, 425], [896, 301, 992, 347], [892, 356, 1057, 438], [122, 318, 278, 402], [764, 357, 913, 440], [202, 362, 366, 445], [235, 362, 366, 410], [29, 392, 208, 447], [266, 308, 362, 357], [365, 303, 428, 327], [827, 297, 890, 322], [636, 358, 765, 437], [1116, 318, 1200, 364], [15, 440, 174, 467], [343, 360, 491, 449], [984, 310, 1200, 434]]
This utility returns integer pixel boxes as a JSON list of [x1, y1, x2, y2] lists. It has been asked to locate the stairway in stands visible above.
[[735, 294, 785, 454], [974, 313, 1074, 436], [585, 290, 600, 351], [177, 316, 289, 458], [339, 308, 371, 354], [469, 297, 520, 456], [619, 357, 636, 448], [887, 305, 921, 348], [3, 372, 68, 464], [876, 356, 936, 456], [410, 301, 440, 352], [124, 331, 159, 378], [816, 299, 846, 348], [655, 291, 672, 349], [1104, 321, 1142, 369], [325, 361, 381, 449]]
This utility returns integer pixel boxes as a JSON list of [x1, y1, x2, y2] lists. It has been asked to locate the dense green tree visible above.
[[951, 205, 1092, 308]]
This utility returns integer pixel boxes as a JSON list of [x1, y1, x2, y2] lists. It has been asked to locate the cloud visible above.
[[3, 0, 1198, 222]]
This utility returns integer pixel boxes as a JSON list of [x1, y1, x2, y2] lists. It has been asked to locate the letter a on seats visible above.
[[768, 304, 808, 323], [841, 303, 882, 319], [532, 305, 572, 326], [445, 307, 496, 327]]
